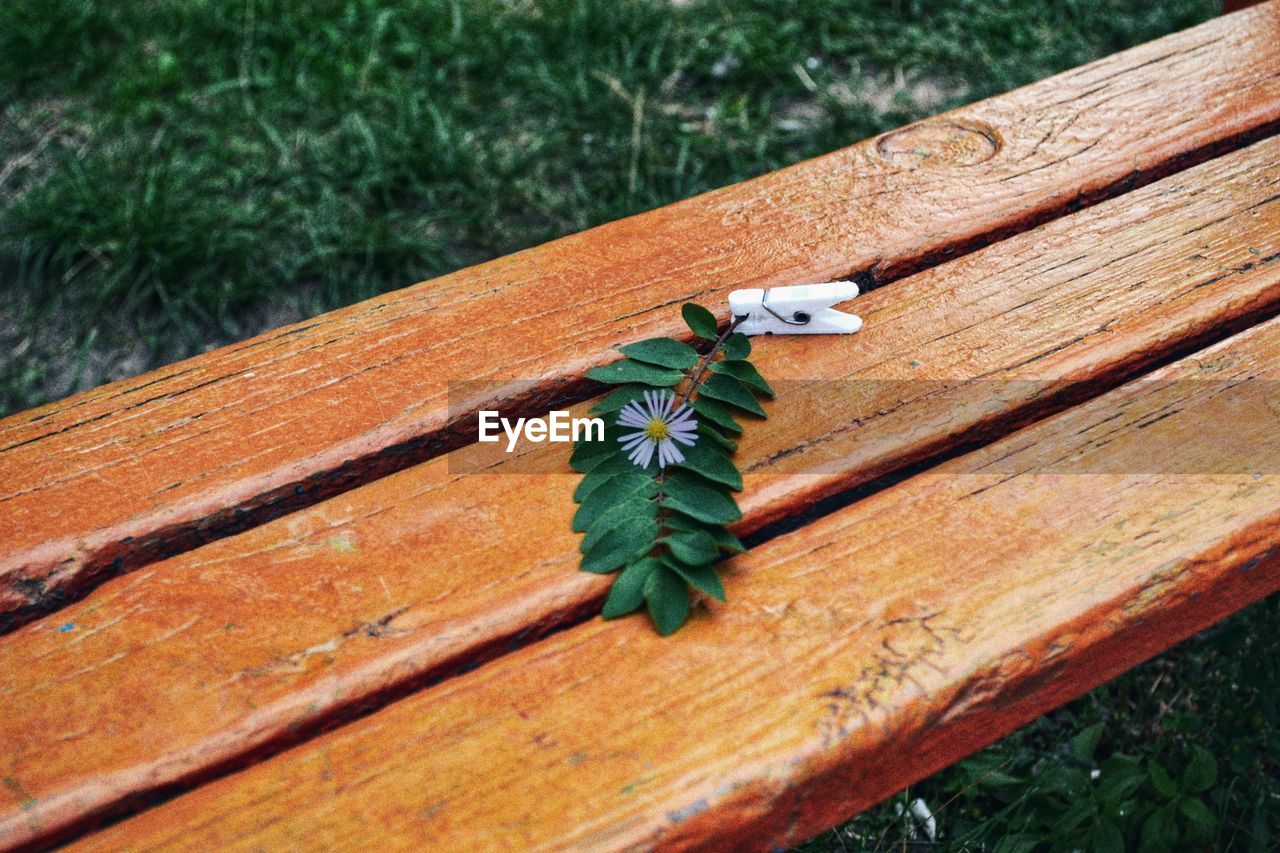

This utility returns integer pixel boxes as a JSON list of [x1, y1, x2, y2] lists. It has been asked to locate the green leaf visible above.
[[1070, 722, 1105, 762], [973, 769, 1023, 789], [1056, 796, 1096, 834], [696, 421, 737, 452], [1099, 753, 1144, 785], [1091, 820, 1125, 853], [992, 836, 1037, 853], [572, 473, 657, 532], [589, 384, 649, 416], [712, 534, 742, 556], [569, 427, 624, 473], [573, 455, 637, 502], [1178, 796, 1216, 830], [581, 516, 659, 573], [1182, 746, 1217, 793], [665, 558, 726, 602], [691, 395, 742, 434], [670, 438, 742, 491], [618, 337, 698, 370], [698, 374, 766, 417], [1040, 766, 1088, 797], [722, 332, 751, 360], [586, 359, 683, 387], [664, 515, 745, 553], [645, 565, 690, 635], [663, 530, 718, 566], [661, 470, 742, 525], [580, 497, 658, 552], [1149, 761, 1178, 798], [601, 558, 659, 619], [1097, 762, 1146, 808], [1139, 805, 1178, 853], [682, 303, 719, 340], [709, 359, 774, 398]]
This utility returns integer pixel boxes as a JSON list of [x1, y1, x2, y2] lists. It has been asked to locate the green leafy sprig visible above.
[[569, 303, 773, 635]]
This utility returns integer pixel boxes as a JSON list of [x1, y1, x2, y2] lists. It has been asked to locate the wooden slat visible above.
[[4, 137, 1280, 849], [76, 316, 1280, 851], [4, 5, 1280, 626]]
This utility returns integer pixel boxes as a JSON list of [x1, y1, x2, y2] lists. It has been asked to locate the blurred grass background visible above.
[[2, 1, 1275, 850], [0, 0, 1220, 413]]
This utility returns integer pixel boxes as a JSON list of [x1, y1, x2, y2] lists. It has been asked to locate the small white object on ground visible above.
[[894, 797, 939, 842]]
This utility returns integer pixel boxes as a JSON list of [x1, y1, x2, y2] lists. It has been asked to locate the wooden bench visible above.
[[2, 4, 1280, 849]]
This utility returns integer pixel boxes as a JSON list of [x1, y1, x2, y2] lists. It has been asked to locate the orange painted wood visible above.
[[3, 5, 1280, 627], [75, 317, 1280, 851], [4, 137, 1280, 849]]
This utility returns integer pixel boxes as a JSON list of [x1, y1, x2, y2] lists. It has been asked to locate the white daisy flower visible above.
[[617, 389, 698, 469]]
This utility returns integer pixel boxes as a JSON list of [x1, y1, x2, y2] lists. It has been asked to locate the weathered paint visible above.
[[3, 135, 1280, 847], [76, 319, 1280, 851], [3, 4, 1280, 624]]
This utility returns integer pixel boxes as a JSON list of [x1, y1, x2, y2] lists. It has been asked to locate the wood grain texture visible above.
[[4, 4, 1280, 626], [4, 137, 1280, 849], [75, 316, 1280, 852]]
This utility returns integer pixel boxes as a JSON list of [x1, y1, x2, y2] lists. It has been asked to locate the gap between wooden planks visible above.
[[3, 135, 1280, 849], [74, 311, 1280, 852], [3, 4, 1280, 627]]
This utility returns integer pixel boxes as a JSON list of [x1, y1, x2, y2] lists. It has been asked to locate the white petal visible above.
[[660, 438, 680, 466], [625, 398, 648, 416], [668, 415, 696, 433], [618, 411, 648, 429], [668, 404, 694, 425], [671, 430, 698, 447], [643, 389, 658, 419], [627, 440, 650, 467], [620, 431, 648, 449], [657, 440, 673, 468], [661, 439, 685, 466], [665, 409, 696, 427], [645, 389, 665, 420], [637, 439, 656, 469]]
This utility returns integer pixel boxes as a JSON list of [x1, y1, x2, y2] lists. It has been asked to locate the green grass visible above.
[[7, 2, 1275, 850], [0, 0, 1216, 413]]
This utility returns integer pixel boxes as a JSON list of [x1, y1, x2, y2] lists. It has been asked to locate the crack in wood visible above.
[[817, 610, 961, 747]]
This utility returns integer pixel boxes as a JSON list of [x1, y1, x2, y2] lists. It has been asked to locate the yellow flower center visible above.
[[643, 418, 670, 441]]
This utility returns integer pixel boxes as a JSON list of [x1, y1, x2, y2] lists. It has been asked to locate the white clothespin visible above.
[[728, 281, 862, 336]]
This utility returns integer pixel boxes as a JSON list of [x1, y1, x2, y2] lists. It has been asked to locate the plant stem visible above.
[[677, 314, 746, 408], [655, 315, 747, 540]]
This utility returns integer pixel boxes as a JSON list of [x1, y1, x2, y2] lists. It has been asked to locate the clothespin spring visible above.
[[758, 290, 812, 326]]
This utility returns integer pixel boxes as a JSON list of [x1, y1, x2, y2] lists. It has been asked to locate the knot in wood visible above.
[[876, 119, 1000, 169]]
